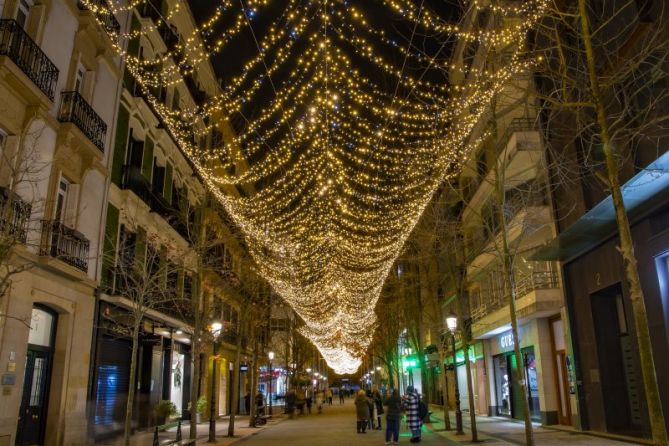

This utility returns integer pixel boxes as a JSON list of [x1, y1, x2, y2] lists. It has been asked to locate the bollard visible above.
[[153, 426, 159, 446], [176, 420, 182, 441]]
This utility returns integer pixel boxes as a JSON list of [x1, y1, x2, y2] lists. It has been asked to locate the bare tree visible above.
[[104, 225, 184, 446], [533, 1, 669, 443]]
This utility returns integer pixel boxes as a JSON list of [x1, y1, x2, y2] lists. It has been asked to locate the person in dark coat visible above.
[[372, 387, 384, 430], [355, 389, 370, 433], [366, 390, 376, 430], [384, 389, 403, 444], [285, 389, 296, 419]]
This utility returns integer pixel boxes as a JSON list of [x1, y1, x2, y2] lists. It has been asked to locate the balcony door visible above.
[[16, 306, 57, 446]]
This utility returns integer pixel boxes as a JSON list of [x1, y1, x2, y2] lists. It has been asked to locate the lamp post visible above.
[[268, 351, 275, 415], [208, 321, 223, 443], [403, 347, 414, 389], [446, 313, 464, 435]]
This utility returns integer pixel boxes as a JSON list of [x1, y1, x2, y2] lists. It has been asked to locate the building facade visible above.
[[0, 0, 124, 444], [443, 0, 575, 428]]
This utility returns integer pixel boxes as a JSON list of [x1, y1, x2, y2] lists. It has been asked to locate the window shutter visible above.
[[111, 105, 129, 186], [64, 183, 80, 228], [142, 137, 154, 180]]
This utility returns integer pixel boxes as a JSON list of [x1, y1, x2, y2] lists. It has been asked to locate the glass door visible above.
[[493, 354, 511, 416]]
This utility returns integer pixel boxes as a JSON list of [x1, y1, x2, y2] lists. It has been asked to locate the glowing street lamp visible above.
[[268, 351, 275, 415], [446, 313, 463, 435], [208, 320, 223, 443]]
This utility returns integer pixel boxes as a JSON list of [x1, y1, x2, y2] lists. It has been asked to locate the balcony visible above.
[[0, 19, 59, 101], [0, 186, 31, 244], [77, 0, 121, 36], [58, 91, 107, 152], [464, 118, 543, 221], [470, 270, 562, 337], [40, 220, 89, 272], [121, 164, 152, 203]]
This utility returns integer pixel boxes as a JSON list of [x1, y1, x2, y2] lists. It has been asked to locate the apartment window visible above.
[[74, 66, 85, 93], [15, 0, 31, 29], [54, 177, 69, 222]]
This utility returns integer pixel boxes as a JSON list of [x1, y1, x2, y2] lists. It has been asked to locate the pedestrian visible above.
[[372, 386, 384, 430], [306, 386, 313, 414], [366, 390, 376, 430], [403, 385, 421, 443], [327, 388, 333, 405], [296, 387, 306, 415], [286, 389, 296, 419], [384, 389, 402, 445], [244, 392, 251, 415], [315, 388, 325, 414], [339, 388, 345, 404], [255, 391, 265, 416], [355, 389, 370, 433]]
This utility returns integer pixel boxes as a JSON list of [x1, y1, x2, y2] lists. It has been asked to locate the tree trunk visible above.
[[189, 341, 201, 440], [123, 321, 141, 446], [578, 2, 668, 443], [249, 328, 259, 427], [438, 349, 451, 430], [463, 340, 478, 441], [228, 330, 243, 437], [504, 255, 534, 445]]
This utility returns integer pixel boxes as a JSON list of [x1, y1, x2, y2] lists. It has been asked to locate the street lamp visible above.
[[446, 313, 464, 435], [208, 321, 223, 443], [268, 351, 275, 415]]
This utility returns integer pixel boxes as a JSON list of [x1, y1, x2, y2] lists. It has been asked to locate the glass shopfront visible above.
[[493, 346, 540, 421]]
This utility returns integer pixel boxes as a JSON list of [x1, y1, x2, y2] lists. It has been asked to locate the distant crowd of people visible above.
[[355, 385, 425, 444], [284, 386, 339, 417]]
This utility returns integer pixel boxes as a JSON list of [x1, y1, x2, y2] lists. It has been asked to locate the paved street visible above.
[[232, 399, 647, 446]]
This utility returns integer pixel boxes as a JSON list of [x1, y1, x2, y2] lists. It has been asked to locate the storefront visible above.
[[491, 346, 540, 421], [89, 302, 192, 440], [444, 343, 486, 414], [483, 320, 561, 425]]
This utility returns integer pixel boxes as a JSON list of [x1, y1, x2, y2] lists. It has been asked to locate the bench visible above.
[[159, 440, 196, 446]]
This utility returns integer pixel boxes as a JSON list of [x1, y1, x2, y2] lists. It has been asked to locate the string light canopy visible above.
[[87, 0, 546, 374]]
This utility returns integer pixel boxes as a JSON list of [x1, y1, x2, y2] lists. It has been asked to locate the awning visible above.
[[532, 150, 669, 262]]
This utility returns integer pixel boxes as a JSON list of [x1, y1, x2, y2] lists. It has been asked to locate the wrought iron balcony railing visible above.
[[0, 20, 59, 100], [58, 91, 107, 152], [0, 186, 31, 244], [40, 220, 89, 272], [77, 0, 121, 36]]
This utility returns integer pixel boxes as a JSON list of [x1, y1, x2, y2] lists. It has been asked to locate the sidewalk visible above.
[[426, 405, 647, 445], [100, 413, 287, 445]]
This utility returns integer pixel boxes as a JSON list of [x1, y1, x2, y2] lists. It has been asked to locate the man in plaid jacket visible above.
[[403, 386, 421, 443]]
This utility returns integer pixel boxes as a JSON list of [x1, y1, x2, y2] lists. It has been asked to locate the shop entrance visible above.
[[493, 346, 540, 421], [16, 306, 57, 446], [591, 284, 644, 435]]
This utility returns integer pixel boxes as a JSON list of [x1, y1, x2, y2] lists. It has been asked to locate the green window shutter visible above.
[[123, 15, 141, 90], [142, 137, 154, 180], [111, 104, 129, 186], [164, 163, 173, 201], [102, 204, 120, 290]]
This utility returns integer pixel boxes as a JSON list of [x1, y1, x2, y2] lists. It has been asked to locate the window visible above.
[[15, 0, 31, 29], [54, 177, 69, 222], [74, 66, 85, 93]]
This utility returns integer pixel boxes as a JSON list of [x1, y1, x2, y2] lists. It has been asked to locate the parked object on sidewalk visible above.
[[187, 396, 207, 424], [154, 400, 177, 426]]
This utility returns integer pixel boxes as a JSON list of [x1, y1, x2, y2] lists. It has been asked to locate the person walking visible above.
[[339, 388, 345, 404], [384, 389, 402, 445], [403, 385, 421, 443], [315, 388, 325, 414], [327, 388, 333, 405], [306, 386, 313, 414], [286, 389, 296, 419], [355, 389, 370, 433], [372, 386, 384, 430], [296, 387, 306, 415], [366, 390, 376, 430]]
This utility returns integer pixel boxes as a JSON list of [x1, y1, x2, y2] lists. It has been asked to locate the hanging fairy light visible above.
[[82, 0, 546, 373]]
